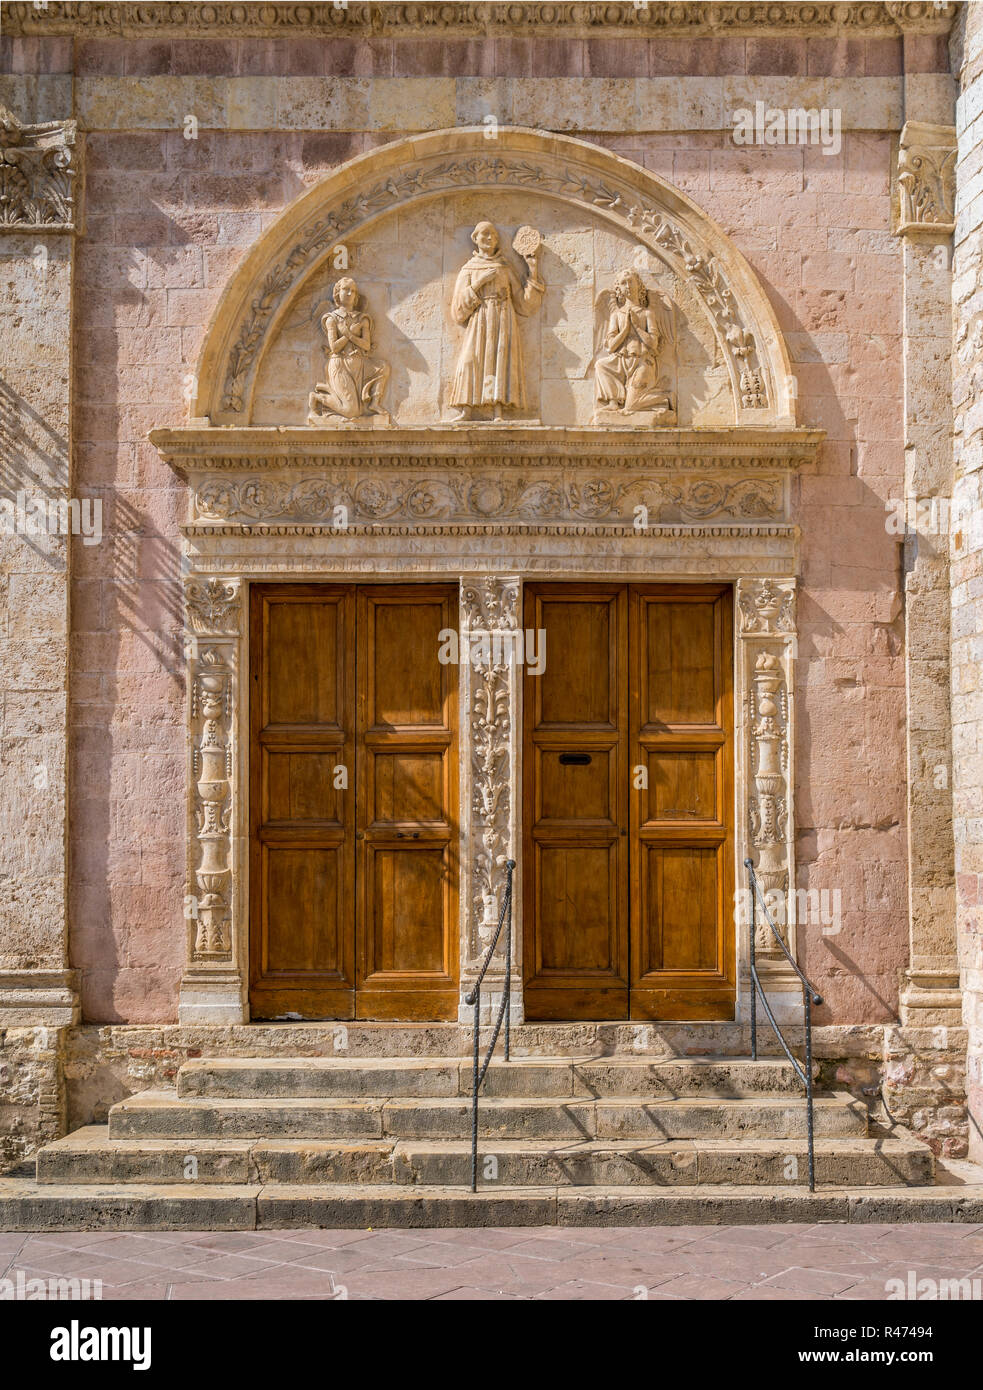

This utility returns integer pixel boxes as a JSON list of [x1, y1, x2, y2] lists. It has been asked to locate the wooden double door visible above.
[[249, 583, 459, 1020], [523, 583, 735, 1021]]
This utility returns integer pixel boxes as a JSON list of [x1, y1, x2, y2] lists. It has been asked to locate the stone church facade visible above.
[[1, 1, 983, 1214]]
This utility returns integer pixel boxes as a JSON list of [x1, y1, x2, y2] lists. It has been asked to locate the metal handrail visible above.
[[744, 857, 823, 1192], [464, 859, 515, 1193]]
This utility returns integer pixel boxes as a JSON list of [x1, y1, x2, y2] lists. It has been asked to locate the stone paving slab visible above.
[[2, 1223, 981, 1301]]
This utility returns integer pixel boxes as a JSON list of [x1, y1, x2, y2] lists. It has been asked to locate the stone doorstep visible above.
[[175, 1055, 811, 1100], [105, 1092, 868, 1142], [36, 1129, 933, 1189], [2, 1179, 983, 1233]]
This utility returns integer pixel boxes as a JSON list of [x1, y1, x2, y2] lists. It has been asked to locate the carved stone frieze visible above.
[[896, 122, 957, 239], [461, 577, 520, 972], [5, 2, 956, 37], [185, 579, 241, 964], [0, 107, 77, 231], [191, 470, 786, 528]]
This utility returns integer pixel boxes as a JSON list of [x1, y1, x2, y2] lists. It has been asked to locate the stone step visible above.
[[36, 1129, 931, 1188], [3, 1174, 981, 1232], [107, 1091, 867, 1142], [175, 1055, 810, 1100]]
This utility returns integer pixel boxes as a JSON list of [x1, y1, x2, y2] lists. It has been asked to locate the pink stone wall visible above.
[[57, 35, 915, 1023]]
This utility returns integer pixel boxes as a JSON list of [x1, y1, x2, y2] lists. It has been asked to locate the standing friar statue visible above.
[[448, 221, 545, 422]]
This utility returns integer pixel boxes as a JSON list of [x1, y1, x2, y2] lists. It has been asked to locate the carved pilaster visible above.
[[738, 579, 796, 971], [896, 122, 957, 238], [0, 106, 77, 231], [180, 578, 246, 1023], [459, 576, 521, 1017]]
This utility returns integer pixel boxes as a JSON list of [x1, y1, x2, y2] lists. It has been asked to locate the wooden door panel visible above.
[[641, 598, 718, 727], [250, 584, 356, 1019], [250, 582, 459, 1022], [536, 843, 621, 973], [266, 598, 346, 731], [263, 846, 346, 975], [524, 582, 735, 1022], [631, 585, 734, 1020], [356, 586, 458, 1020], [365, 847, 451, 974], [523, 584, 629, 1020]]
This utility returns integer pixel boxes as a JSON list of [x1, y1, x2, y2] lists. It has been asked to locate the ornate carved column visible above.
[[179, 578, 247, 1024], [458, 576, 521, 1024], [737, 578, 800, 1018], [0, 108, 79, 1030], [893, 121, 962, 1027]]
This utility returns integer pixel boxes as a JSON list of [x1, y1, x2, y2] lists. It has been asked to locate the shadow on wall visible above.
[[68, 238, 188, 1023]]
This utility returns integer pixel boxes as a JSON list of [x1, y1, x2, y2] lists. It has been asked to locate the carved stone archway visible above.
[[154, 128, 822, 1026]]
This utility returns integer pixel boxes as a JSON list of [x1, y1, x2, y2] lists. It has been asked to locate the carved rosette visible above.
[[186, 578, 241, 961], [0, 106, 77, 231], [461, 576, 520, 974], [738, 577, 795, 960], [896, 122, 956, 239]]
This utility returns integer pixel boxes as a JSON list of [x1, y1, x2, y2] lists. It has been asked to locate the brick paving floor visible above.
[[2, 1223, 983, 1300]]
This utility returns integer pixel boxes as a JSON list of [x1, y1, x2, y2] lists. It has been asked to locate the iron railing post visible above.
[[756, 861, 761, 1056], [805, 982, 815, 1192], [743, 856, 822, 1193]]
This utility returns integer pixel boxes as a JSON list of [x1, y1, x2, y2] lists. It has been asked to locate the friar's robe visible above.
[[449, 252, 544, 409]]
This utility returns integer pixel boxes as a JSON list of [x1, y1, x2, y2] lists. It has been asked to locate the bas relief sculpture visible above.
[[307, 276, 391, 426], [298, 218, 694, 431], [593, 270, 675, 426], [448, 221, 545, 421]]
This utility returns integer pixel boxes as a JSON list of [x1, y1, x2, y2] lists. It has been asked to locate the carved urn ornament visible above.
[[308, 276, 391, 426], [448, 221, 545, 422]]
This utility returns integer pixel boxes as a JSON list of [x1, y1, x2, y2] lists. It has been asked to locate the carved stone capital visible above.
[[0, 106, 77, 232], [738, 577, 796, 635], [896, 122, 957, 239]]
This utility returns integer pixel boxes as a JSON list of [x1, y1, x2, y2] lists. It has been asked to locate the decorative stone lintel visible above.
[[896, 121, 957, 239], [4, 2, 958, 38], [0, 106, 77, 232]]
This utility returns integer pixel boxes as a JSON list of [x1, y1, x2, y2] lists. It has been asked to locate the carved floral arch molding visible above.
[[194, 126, 798, 429]]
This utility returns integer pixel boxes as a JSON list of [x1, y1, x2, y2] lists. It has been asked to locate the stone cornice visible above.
[[2, 1, 958, 38], [0, 107, 77, 232], [151, 426, 824, 474]]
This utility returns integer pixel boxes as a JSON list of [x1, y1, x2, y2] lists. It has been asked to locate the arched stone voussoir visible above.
[[194, 126, 798, 430]]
